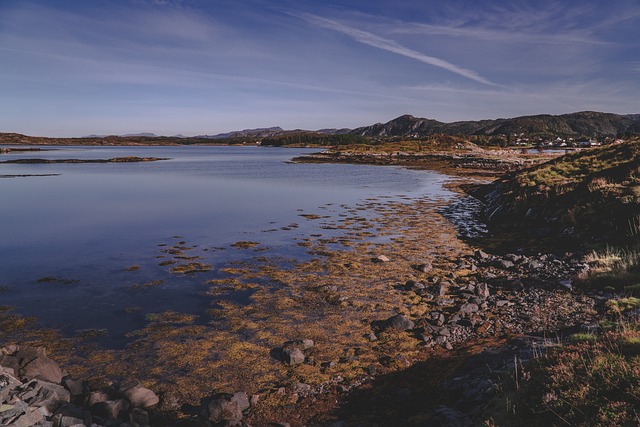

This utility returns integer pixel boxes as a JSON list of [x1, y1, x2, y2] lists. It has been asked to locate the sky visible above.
[[1, 0, 639, 137]]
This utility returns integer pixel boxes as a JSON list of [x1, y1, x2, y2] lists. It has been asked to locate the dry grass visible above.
[[504, 325, 640, 426]]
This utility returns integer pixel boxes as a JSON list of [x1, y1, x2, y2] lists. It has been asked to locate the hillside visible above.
[[352, 111, 640, 138], [475, 137, 640, 250]]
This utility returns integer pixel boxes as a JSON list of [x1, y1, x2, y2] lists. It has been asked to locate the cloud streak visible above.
[[294, 12, 498, 86]]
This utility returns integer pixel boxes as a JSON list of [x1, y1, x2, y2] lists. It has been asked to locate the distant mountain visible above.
[[197, 126, 353, 139], [197, 127, 286, 139], [84, 133, 158, 138], [351, 111, 640, 138]]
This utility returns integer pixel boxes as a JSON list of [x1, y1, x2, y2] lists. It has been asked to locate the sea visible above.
[[0, 145, 455, 347]]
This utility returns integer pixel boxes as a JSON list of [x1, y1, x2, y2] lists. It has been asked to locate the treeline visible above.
[[260, 132, 370, 147]]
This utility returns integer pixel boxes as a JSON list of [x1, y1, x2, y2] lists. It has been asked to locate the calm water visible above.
[[0, 145, 454, 346]]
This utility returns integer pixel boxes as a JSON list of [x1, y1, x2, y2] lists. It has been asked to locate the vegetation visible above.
[[260, 132, 369, 147], [499, 326, 640, 427], [481, 137, 640, 249]]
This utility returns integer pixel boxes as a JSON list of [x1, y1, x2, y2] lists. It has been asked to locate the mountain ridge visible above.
[[351, 111, 640, 138]]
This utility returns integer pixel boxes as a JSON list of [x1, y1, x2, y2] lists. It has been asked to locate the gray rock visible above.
[[475, 250, 490, 260], [459, 303, 479, 315], [292, 383, 312, 396], [476, 283, 490, 299], [430, 284, 447, 297], [413, 262, 433, 273], [525, 260, 543, 269], [383, 314, 415, 332], [0, 346, 63, 384], [559, 279, 573, 291], [494, 259, 514, 269], [62, 378, 84, 397], [123, 384, 159, 409], [283, 339, 314, 350], [206, 395, 243, 425], [282, 348, 305, 366], [231, 391, 250, 412], [87, 390, 110, 406], [375, 255, 390, 263], [54, 414, 85, 427], [11, 406, 45, 427]]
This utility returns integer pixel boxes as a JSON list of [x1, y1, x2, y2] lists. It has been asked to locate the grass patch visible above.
[[500, 326, 640, 426]]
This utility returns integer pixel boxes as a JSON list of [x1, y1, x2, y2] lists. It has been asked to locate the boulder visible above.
[[206, 394, 243, 425], [122, 383, 159, 409], [0, 346, 62, 384], [375, 255, 391, 263], [282, 348, 305, 366], [283, 339, 314, 351], [382, 314, 415, 332], [231, 391, 250, 412]]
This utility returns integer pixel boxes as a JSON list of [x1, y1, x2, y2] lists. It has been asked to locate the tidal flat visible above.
[[0, 148, 604, 426]]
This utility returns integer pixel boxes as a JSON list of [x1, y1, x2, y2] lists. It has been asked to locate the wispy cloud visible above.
[[293, 12, 498, 87], [0, 46, 423, 103]]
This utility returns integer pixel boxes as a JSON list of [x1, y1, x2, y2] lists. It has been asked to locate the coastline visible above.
[[0, 149, 608, 426]]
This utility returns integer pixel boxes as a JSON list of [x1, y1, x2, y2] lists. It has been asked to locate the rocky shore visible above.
[[291, 148, 555, 176], [2, 144, 624, 426]]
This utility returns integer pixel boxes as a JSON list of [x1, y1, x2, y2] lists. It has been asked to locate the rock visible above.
[[21, 379, 70, 415], [231, 391, 250, 412], [559, 279, 573, 291], [413, 262, 433, 273], [206, 394, 243, 425], [0, 346, 63, 384], [87, 390, 110, 406], [475, 250, 490, 260], [282, 348, 305, 366], [61, 378, 84, 397], [459, 303, 479, 315], [11, 406, 46, 427], [91, 398, 129, 420], [122, 383, 159, 409], [250, 394, 260, 407], [375, 255, 390, 263], [382, 314, 415, 332], [292, 383, 312, 396], [429, 284, 447, 297], [54, 414, 85, 427], [524, 260, 543, 269], [476, 283, 490, 299], [283, 339, 314, 350], [271, 423, 291, 427], [493, 259, 514, 269]]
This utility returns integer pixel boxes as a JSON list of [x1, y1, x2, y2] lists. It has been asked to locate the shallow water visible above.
[[0, 145, 454, 346]]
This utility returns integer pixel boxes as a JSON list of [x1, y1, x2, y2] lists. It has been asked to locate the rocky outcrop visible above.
[[0, 346, 258, 427]]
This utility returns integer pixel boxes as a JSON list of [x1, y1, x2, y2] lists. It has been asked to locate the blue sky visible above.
[[1, 0, 639, 136]]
